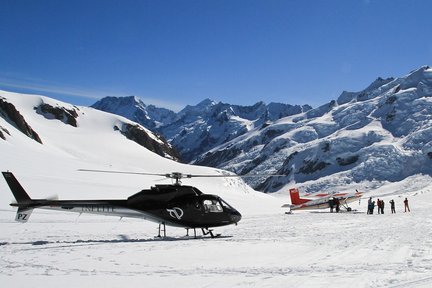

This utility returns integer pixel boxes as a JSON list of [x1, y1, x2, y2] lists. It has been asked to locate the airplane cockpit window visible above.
[[203, 199, 223, 213]]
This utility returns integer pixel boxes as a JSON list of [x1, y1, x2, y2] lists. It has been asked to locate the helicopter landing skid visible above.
[[185, 228, 221, 239], [158, 225, 221, 239], [157, 222, 166, 238], [201, 228, 221, 238]]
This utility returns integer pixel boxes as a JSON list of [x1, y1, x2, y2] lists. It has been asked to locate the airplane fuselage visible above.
[[289, 194, 361, 210], [284, 188, 363, 211]]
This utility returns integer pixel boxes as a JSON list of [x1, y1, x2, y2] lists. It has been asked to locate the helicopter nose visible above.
[[230, 211, 242, 224]]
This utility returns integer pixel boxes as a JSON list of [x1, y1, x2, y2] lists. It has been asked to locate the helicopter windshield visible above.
[[220, 199, 234, 210], [203, 199, 223, 213]]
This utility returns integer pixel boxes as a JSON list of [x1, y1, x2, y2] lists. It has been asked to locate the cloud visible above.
[[0, 76, 113, 100], [0, 75, 185, 111]]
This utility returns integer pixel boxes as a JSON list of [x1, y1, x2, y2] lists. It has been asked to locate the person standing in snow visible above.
[[329, 198, 334, 213], [377, 198, 381, 214], [335, 198, 340, 213], [370, 201, 375, 214], [404, 198, 410, 212], [367, 197, 372, 214], [389, 199, 396, 214], [380, 200, 385, 214]]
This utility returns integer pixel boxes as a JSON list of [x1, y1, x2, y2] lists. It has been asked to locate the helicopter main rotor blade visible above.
[[181, 173, 286, 178], [77, 169, 168, 177], [78, 169, 286, 179]]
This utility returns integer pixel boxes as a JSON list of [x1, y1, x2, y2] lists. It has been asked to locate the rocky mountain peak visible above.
[[194, 65, 432, 192], [91, 96, 176, 130]]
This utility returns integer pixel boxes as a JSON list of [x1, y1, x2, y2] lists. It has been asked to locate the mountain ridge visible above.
[[91, 66, 432, 193], [196, 66, 432, 192], [92, 97, 312, 162]]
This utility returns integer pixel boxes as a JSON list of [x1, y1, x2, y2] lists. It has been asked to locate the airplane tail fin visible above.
[[2, 172, 35, 222], [289, 188, 310, 205]]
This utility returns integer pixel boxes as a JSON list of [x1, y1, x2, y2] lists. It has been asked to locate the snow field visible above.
[[1, 190, 432, 288]]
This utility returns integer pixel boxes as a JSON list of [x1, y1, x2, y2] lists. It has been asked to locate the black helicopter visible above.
[[2, 170, 245, 238]]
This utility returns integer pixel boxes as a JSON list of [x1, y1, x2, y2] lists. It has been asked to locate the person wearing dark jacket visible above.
[[389, 199, 396, 214], [367, 197, 372, 214], [335, 198, 340, 213], [377, 198, 381, 214], [329, 198, 335, 213], [404, 198, 410, 212]]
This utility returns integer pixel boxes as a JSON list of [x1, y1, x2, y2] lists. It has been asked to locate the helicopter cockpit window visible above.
[[220, 199, 233, 210], [194, 201, 201, 210], [203, 199, 223, 213]]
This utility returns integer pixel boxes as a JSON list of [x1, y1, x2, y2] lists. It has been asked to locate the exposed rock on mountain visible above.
[[0, 125, 10, 140], [115, 123, 180, 161], [0, 97, 43, 144], [35, 103, 79, 127]]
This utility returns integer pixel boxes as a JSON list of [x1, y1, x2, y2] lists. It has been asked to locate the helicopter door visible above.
[[203, 199, 223, 213]]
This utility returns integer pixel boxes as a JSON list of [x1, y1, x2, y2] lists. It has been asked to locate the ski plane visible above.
[[282, 188, 363, 212]]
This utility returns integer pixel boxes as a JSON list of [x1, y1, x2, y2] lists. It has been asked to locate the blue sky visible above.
[[1, 0, 431, 111]]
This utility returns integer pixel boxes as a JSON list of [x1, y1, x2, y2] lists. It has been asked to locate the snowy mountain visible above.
[[0, 90, 280, 216], [91, 96, 177, 130], [92, 97, 311, 162], [0, 92, 180, 162], [162, 100, 312, 163], [195, 66, 432, 193]]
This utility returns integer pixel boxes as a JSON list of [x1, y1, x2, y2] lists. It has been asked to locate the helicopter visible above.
[[2, 170, 252, 238]]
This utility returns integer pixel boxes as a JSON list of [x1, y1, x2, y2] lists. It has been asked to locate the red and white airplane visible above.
[[282, 188, 363, 211]]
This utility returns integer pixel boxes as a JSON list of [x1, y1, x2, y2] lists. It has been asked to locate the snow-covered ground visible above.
[[1, 176, 432, 287], [1, 91, 432, 287]]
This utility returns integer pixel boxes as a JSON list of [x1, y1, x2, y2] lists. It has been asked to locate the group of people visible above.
[[367, 197, 410, 214]]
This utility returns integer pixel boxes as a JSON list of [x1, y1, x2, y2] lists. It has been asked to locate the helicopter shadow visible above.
[[4, 234, 234, 250]]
